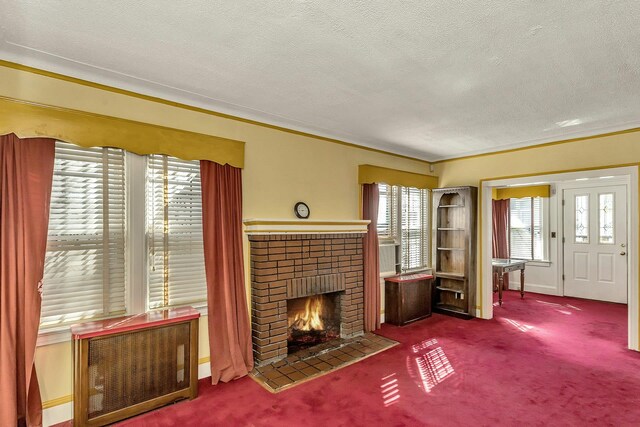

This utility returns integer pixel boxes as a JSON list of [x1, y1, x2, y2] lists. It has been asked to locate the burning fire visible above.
[[288, 296, 325, 331]]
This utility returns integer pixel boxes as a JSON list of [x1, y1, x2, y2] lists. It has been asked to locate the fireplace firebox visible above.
[[287, 293, 341, 354]]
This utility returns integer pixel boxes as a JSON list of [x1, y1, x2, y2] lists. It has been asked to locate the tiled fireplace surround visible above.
[[249, 233, 365, 365]]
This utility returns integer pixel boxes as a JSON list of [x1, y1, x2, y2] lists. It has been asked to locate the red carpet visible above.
[[99, 292, 640, 426]]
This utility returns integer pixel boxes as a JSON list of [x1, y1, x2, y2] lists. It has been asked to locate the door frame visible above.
[[559, 179, 628, 301], [480, 165, 639, 351]]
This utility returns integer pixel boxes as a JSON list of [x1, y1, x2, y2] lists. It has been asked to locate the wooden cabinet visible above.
[[432, 186, 477, 318], [384, 273, 433, 326]]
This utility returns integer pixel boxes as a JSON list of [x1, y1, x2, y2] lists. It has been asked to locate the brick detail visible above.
[[287, 273, 346, 299], [249, 233, 365, 365]]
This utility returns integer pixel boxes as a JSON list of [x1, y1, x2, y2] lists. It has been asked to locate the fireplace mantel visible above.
[[243, 219, 370, 235]]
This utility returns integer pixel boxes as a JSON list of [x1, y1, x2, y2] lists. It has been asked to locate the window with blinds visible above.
[[401, 187, 429, 271], [147, 155, 207, 309], [376, 183, 429, 272], [41, 142, 126, 327], [509, 196, 545, 261], [41, 144, 209, 329], [377, 184, 398, 239]]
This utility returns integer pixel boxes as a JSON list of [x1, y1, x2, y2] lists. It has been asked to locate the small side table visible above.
[[384, 273, 434, 326], [492, 258, 526, 306]]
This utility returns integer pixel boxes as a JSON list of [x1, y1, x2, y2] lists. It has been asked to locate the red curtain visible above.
[[200, 160, 253, 384], [492, 199, 510, 290], [0, 133, 55, 427], [362, 184, 381, 332]]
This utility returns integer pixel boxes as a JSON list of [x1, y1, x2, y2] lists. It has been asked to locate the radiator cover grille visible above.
[[87, 323, 190, 417]]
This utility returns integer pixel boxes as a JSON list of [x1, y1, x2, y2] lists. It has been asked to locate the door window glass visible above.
[[575, 194, 589, 243], [599, 193, 614, 244]]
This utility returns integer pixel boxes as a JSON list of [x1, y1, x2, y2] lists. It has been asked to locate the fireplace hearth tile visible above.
[[272, 376, 294, 387], [263, 370, 285, 381], [301, 366, 320, 376], [291, 361, 310, 370], [336, 353, 355, 363], [315, 361, 332, 370], [272, 360, 287, 368], [266, 380, 279, 389], [278, 365, 297, 375], [249, 332, 398, 393], [326, 357, 342, 367], [255, 365, 274, 374], [305, 357, 324, 366], [286, 371, 306, 382], [316, 353, 333, 362]]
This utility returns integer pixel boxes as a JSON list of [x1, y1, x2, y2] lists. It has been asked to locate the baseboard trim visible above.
[[198, 359, 211, 379], [43, 360, 212, 426], [508, 283, 561, 296], [43, 400, 73, 427]]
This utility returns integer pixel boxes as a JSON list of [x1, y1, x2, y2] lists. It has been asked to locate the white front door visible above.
[[563, 185, 627, 303]]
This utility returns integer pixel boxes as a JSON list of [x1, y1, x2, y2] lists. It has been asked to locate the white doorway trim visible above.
[[480, 166, 639, 351]]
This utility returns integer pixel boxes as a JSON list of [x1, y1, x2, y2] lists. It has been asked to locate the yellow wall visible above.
[[433, 132, 640, 187], [0, 65, 430, 405]]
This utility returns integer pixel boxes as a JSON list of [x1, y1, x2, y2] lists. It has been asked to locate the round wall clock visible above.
[[294, 202, 310, 219]]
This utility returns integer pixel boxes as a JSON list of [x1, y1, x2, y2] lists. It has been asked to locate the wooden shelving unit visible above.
[[432, 186, 477, 319]]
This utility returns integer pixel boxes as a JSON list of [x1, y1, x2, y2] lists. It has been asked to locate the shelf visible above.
[[438, 204, 464, 208], [435, 272, 465, 279], [437, 247, 465, 251], [436, 286, 464, 294], [437, 228, 465, 231], [435, 303, 467, 314]]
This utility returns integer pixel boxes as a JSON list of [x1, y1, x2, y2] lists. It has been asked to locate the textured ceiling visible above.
[[1, 1, 639, 161]]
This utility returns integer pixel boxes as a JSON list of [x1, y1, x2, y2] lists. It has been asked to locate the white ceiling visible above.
[[1, 1, 639, 161]]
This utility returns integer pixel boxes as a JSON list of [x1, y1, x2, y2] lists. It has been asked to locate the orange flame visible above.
[[289, 296, 325, 331]]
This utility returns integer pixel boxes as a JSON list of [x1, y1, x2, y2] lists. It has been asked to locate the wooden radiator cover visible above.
[[72, 307, 200, 426]]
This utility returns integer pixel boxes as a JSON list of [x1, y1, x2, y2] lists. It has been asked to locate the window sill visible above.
[[37, 303, 209, 347], [190, 302, 209, 316], [380, 268, 433, 278], [401, 267, 433, 275], [378, 238, 398, 245], [37, 325, 72, 347], [380, 270, 398, 279]]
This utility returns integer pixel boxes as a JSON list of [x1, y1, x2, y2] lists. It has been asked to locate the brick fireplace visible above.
[[249, 233, 365, 365]]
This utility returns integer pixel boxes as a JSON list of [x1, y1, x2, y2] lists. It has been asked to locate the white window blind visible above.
[[401, 187, 429, 271], [509, 197, 545, 260], [41, 142, 126, 327], [147, 155, 207, 309], [377, 183, 398, 239], [533, 197, 543, 259]]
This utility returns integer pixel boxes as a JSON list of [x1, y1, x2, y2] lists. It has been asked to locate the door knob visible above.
[[620, 251, 627, 256]]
